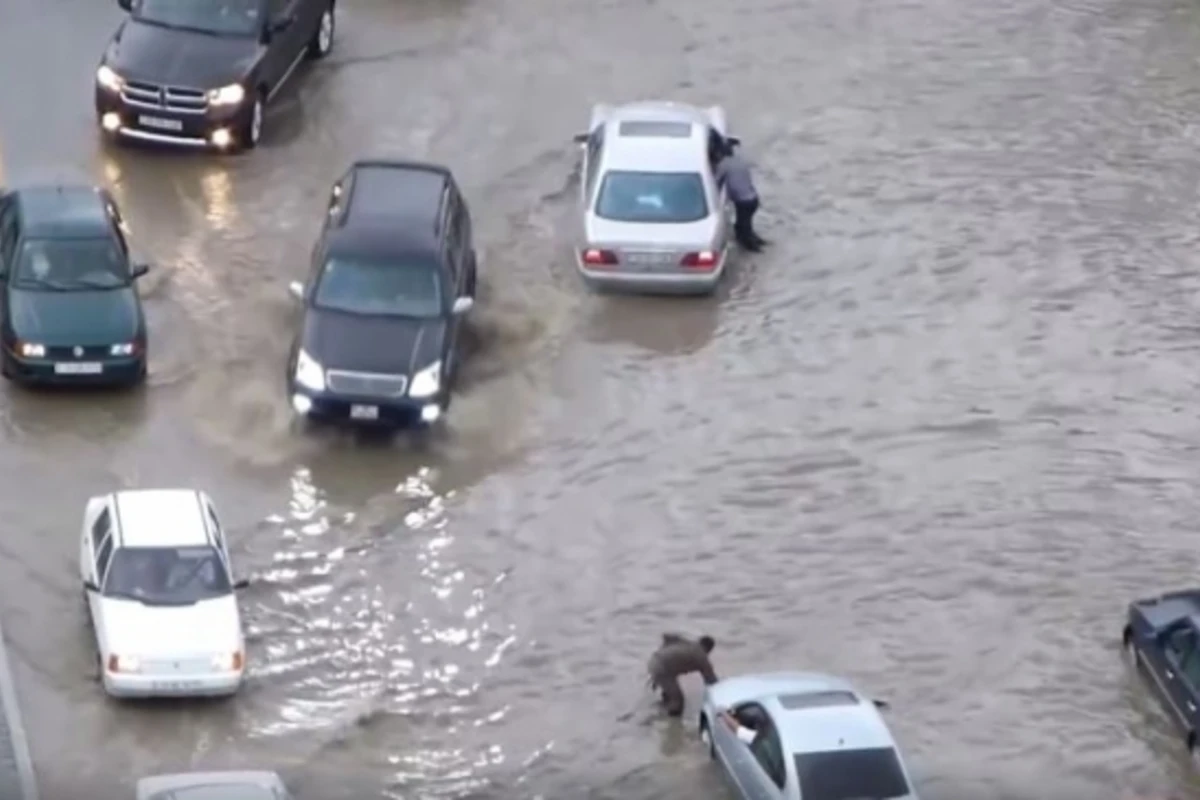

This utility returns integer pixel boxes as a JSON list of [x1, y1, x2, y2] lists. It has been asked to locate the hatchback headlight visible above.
[[96, 65, 124, 92], [110, 343, 135, 356], [18, 342, 45, 358], [294, 349, 326, 391], [207, 83, 245, 106], [408, 361, 441, 398], [212, 651, 244, 672], [107, 654, 141, 673]]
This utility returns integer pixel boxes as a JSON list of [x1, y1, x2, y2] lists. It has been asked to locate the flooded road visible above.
[[4, 0, 1200, 795]]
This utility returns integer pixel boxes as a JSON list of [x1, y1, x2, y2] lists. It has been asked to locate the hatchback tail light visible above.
[[680, 251, 717, 269], [582, 248, 618, 266]]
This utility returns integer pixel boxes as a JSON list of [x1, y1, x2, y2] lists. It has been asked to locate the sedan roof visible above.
[[599, 106, 710, 174]]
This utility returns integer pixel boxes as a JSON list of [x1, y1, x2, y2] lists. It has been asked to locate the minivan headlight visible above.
[[408, 361, 441, 398], [207, 83, 245, 106], [294, 349, 326, 391], [96, 65, 124, 92]]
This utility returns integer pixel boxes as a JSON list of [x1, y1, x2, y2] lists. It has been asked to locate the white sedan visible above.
[[80, 488, 250, 699]]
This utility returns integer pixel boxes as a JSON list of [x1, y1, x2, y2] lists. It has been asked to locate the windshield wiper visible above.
[[103, 590, 148, 603], [69, 277, 126, 290], [134, 16, 225, 36], [16, 279, 73, 292]]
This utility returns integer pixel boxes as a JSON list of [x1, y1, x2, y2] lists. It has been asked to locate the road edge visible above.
[[0, 617, 38, 800]]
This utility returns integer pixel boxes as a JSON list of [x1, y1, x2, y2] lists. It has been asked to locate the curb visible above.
[[0, 617, 38, 800]]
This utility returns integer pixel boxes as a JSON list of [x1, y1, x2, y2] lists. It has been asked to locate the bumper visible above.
[[575, 257, 728, 296], [7, 353, 145, 386], [289, 383, 446, 428], [95, 86, 248, 150], [103, 670, 243, 699]]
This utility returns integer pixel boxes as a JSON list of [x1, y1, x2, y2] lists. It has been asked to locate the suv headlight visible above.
[[96, 65, 124, 92], [207, 83, 245, 106], [408, 361, 441, 398], [18, 342, 45, 358], [294, 349, 326, 391]]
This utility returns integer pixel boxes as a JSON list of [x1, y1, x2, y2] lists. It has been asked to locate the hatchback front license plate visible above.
[[350, 404, 379, 420], [151, 680, 201, 691], [138, 115, 183, 132], [54, 362, 102, 375]]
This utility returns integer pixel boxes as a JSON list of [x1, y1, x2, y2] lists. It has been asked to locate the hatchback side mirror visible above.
[[131, 263, 150, 279], [572, 132, 588, 145], [452, 296, 474, 315], [725, 136, 741, 147], [83, 579, 99, 592], [288, 281, 304, 300], [233, 578, 251, 590]]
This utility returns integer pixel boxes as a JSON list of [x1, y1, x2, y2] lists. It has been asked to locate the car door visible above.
[[1159, 624, 1200, 731], [745, 718, 789, 800], [263, 0, 307, 97], [711, 703, 772, 800], [89, 516, 118, 649]]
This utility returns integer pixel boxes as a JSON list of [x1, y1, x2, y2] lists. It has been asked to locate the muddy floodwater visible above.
[[7, 0, 1200, 796]]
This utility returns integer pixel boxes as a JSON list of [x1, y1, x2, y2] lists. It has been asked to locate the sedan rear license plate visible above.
[[54, 362, 102, 375], [626, 252, 672, 270], [151, 680, 202, 691], [138, 115, 183, 132], [350, 404, 379, 420]]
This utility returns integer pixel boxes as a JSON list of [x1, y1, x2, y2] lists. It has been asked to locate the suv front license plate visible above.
[[350, 405, 379, 420], [139, 115, 182, 132]]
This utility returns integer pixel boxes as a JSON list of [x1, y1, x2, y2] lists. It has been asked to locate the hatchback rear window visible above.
[[794, 747, 910, 800], [594, 171, 708, 224]]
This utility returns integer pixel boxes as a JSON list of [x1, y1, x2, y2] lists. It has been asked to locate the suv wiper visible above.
[[133, 16, 224, 36]]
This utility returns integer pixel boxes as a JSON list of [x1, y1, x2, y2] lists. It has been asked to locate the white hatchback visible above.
[[79, 489, 250, 699]]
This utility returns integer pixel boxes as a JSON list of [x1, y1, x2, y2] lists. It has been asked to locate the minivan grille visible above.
[[326, 370, 409, 397], [121, 81, 209, 114]]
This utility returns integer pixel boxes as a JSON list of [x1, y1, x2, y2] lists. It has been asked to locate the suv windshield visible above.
[[131, 0, 262, 37], [103, 546, 231, 605], [595, 170, 709, 223], [13, 238, 129, 291], [313, 257, 444, 319], [794, 748, 910, 800]]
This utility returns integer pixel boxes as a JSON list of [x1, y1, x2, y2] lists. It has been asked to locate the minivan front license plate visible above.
[[138, 115, 183, 132], [350, 405, 379, 420], [54, 362, 102, 375]]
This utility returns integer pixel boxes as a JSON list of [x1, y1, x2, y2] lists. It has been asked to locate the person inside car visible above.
[[720, 705, 766, 744]]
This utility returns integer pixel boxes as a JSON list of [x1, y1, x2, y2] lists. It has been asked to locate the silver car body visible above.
[[136, 771, 291, 800], [574, 101, 732, 295], [699, 671, 920, 800]]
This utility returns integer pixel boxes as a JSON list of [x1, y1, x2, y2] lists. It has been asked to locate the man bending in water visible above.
[[647, 633, 719, 717]]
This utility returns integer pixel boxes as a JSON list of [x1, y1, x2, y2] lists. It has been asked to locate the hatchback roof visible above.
[[342, 161, 449, 240], [13, 185, 111, 238], [113, 489, 209, 548]]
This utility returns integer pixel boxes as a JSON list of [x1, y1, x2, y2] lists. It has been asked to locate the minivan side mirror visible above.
[[131, 263, 150, 279], [117, 0, 131, 10], [288, 281, 304, 300], [452, 296, 474, 315], [83, 579, 99, 592]]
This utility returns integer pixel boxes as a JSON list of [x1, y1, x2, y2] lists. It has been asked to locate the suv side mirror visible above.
[[288, 281, 304, 300], [131, 263, 150, 279], [452, 296, 474, 315]]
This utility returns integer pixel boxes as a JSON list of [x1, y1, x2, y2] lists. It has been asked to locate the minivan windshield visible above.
[[12, 237, 130, 291], [794, 748, 910, 800], [131, 0, 262, 37], [594, 170, 709, 223], [313, 256, 444, 319], [103, 546, 232, 605]]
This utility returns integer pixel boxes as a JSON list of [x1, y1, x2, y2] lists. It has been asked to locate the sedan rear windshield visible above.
[[13, 238, 130, 291], [594, 171, 709, 224], [313, 256, 444, 319], [103, 546, 231, 606], [131, 0, 262, 37], [794, 747, 910, 800]]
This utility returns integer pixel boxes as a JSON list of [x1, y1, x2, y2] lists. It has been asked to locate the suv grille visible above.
[[120, 81, 209, 114], [326, 370, 409, 397]]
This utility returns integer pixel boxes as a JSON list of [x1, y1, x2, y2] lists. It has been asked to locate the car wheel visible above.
[[241, 91, 265, 150], [699, 717, 715, 760], [308, 5, 335, 59], [0, 352, 13, 380]]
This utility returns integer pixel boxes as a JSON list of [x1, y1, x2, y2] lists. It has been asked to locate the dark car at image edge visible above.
[[94, 0, 336, 152], [0, 186, 151, 387], [286, 159, 479, 429]]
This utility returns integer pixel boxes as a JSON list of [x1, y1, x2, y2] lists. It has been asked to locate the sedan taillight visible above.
[[680, 251, 717, 269], [582, 248, 618, 266]]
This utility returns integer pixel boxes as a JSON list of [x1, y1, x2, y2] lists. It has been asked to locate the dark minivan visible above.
[[287, 160, 479, 428], [0, 186, 150, 386], [95, 0, 335, 152]]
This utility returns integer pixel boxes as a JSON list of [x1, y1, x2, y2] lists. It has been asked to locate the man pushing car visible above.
[[646, 632, 720, 717]]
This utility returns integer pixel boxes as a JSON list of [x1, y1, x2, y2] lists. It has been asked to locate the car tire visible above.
[[241, 91, 265, 151], [699, 716, 715, 760], [308, 4, 335, 59], [0, 352, 13, 381]]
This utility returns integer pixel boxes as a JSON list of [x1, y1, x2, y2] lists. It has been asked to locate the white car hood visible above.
[[102, 594, 242, 656]]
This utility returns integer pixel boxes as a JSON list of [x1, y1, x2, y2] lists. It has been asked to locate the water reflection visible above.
[[583, 296, 720, 358]]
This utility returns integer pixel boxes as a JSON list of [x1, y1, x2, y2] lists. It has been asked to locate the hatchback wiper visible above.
[[16, 279, 72, 292], [70, 277, 126, 290], [103, 590, 148, 603]]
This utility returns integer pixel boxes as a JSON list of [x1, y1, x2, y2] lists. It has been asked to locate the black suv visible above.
[[286, 160, 479, 428], [94, 0, 336, 152], [0, 186, 151, 387]]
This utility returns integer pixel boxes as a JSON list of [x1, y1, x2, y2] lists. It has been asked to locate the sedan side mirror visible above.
[[83, 579, 99, 592], [233, 577, 251, 590], [131, 263, 150, 279], [288, 281, 304, 300], [452, 296, 474, 315], [572, 132, 589, 145]]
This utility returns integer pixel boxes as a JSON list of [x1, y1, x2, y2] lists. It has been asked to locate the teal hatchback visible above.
[[0, 185, 149, 386]]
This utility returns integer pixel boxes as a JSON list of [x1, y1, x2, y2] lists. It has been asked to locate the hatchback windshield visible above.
[[157, 784, 276, 800], [13, 238, 129, 291], [313, 257, 444, 318], [794, 748, 910, 800], [131, 0, 262, 37], [594, 170, 709, 223], [103, 546, 231, 605]]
